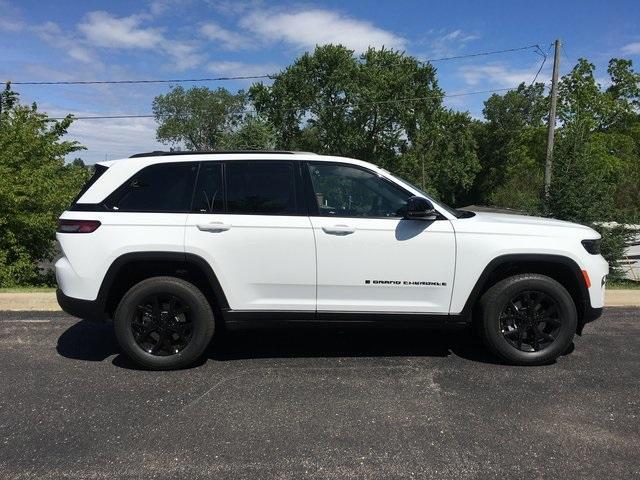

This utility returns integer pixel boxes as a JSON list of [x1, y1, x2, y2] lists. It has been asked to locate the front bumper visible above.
[[56, 289, 107, 321], [577, 305, 604, 335]]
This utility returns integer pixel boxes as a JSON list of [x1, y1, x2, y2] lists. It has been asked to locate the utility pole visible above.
[[544, 39, 561, 202], [0, 82, 5, 125], [0, 81, 11, 126]]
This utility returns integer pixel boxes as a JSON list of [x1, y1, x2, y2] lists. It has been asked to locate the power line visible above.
[[10, 74, 274, 86], [10, 44, 542, 86], [422, 44, 540, 63], [49, 86, 526, 120], [529, 44, 552, 85], [561, 43, 572, 63]]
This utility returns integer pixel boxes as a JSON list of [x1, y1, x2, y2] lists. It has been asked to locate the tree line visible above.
[[0, 44, 638, 286]]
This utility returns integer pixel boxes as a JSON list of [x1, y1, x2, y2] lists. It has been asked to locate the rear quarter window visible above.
[[105, 162, 198, 212], [71, 164, 109, 205]]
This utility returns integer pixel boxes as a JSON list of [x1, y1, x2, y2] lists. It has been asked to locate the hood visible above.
[[464, 211, 599, 238]]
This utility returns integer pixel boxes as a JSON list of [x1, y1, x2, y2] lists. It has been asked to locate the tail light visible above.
[[57, 219, 101, 233]]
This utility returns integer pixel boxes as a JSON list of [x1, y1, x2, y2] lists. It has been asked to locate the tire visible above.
[[114, 276, 215, 370], [479, 273, 577, 365]]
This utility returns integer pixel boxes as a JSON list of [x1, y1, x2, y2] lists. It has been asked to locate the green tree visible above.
[[400, 110, 480, 206], [471, 83, 547, 211], [218, 115, 276, 150], [0, 90, 89, 286], [250, 45, 443, 167], [153, 86, 247, 150], [550, 58, 639, 223], [250, 44, 479, 204]]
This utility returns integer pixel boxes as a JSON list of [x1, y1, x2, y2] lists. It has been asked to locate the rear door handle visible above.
[[322, 224, 356, 235], [197, 222, 231, 232]]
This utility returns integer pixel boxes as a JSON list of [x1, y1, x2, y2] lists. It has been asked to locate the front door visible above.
[[305, 162, 456, 313], [185, 160, 316, 312]]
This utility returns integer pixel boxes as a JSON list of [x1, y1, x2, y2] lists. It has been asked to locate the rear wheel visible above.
[[479, 274, 577, 365], [114, 276, 215, 370]]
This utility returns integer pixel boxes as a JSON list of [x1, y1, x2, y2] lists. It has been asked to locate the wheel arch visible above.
[[460, 254, 590, 332], [97, 252, 229, 320]]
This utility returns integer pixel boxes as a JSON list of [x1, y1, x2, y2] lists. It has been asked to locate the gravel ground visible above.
[[0, 309, 638, 480]]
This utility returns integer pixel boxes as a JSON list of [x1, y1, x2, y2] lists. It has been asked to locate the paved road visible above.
[[0, 309, 638, 480]]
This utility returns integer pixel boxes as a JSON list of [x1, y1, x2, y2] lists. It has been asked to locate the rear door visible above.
[[184, 160, 316, 311]]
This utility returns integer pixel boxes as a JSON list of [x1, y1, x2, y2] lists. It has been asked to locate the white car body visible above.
[[55, 152, 608, 327]]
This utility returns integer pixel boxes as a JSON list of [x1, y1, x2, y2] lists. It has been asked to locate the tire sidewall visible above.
[[482, 276, 577, 365], [114, 277, 214, 370]]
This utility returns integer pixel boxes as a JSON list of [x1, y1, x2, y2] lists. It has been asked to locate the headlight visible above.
[[581, 239, 601, 255]]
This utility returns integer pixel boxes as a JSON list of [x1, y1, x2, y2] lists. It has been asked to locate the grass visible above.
[[0, 287, 56, 293], [607, 279, 640, 290]]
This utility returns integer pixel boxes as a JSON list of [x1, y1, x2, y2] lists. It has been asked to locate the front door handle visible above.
[[322, 224, 356, 235], [197, 222, 231, 232]]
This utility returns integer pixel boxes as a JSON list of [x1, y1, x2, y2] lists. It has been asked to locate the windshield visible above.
[[388, 173, 475, 219]]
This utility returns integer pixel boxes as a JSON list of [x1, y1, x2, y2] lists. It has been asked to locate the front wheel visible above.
[[479, 274, 577, 365], [114, 276, 215, 370]]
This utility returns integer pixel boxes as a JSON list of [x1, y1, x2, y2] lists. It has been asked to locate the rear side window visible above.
[[193, 162, 224, 213], [106, 162, 198, 212], [225, 161, 297, 215]]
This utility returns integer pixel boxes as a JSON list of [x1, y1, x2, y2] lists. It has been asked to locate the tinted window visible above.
[[193, 162, 224, 213], [108, 162, 198, 212], [307, 163, 410, 218], [226, 161, 297, 215], [72, 164, 108, 204]]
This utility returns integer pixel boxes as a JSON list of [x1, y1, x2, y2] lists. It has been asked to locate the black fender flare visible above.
[[458, 253, 590, 323], [96, 251, 229, 316]]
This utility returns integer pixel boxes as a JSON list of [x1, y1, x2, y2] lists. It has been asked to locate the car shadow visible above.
[[394, 219, 433, 241], [57, 319, 510, 369], [56, 319, 120, 362]]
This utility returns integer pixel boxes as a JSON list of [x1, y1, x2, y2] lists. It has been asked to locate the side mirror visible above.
[[404, 196, 437, 220]]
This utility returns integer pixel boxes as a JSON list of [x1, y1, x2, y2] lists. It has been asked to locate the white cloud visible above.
[[459, 63, 549, 88], [78, 11, 163, 49], [77, 11, 202, 70], [240, 8, 406, 53], [32, 22, 98, 64], [441, 29, 479, 43], [62, 114, 163, 163], [207, 61, 278, 77], [200, 22, 253, 50], [0, 18, 24, 32], [0, 0, 24, 31], [163, 41, 204, 70], [621, 42, 640, 55], [208, 0, 263, 17], [419, 28, 480, 59]]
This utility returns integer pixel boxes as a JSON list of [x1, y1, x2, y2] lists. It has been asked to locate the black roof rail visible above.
[[129, 150, 317, 158]]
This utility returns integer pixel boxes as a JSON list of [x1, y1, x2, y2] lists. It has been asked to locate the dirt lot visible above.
[[0, 309, 638, 479]]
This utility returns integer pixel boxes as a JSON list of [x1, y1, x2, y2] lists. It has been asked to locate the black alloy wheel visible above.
[[114, 276, 215, 370], [499, 291, 562, 352], [132, 294, 193, 356], [479, 273, 578, 365]]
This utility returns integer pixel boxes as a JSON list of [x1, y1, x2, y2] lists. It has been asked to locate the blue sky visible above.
[[2, 0, 639, 163]]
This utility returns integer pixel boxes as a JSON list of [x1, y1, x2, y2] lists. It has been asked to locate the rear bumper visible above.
[[56, 289, 107, 321]]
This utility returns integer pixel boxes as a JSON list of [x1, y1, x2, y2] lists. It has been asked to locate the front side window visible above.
[[307, 163, 410, 218], [107, 162, 198, 212], [225, 161, 297, 215]]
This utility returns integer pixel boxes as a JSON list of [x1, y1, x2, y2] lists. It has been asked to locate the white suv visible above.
[[56, 151, 608, 369]]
